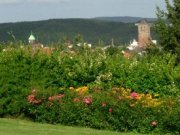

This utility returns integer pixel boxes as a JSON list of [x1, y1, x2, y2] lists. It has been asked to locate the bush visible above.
[[0, 45, 179, 96], [25, 87, 180, 134], [0, 44, 179, 134]]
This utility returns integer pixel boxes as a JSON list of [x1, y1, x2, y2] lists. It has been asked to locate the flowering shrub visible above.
[[0, 45, 179, 134], [27, 94, 42, 105], [75, 86, 88, 94], [101, 101, 107, 107], [110, 87, 162, 108], [151, 121, 158, 127], [27, 89, 42, 105], [23, 87, 180, 134], [130, 92, 139, 99], [83, 96, 92, 105]]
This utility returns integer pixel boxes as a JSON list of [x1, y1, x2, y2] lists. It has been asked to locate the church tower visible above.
[[28, 32, 36, 45], [135, 20, 152, 48]]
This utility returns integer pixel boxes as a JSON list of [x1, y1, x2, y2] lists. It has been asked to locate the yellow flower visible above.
[[141, 98, 162, 107], [76, 86, 88, 94], [145, 94, 153, 100]]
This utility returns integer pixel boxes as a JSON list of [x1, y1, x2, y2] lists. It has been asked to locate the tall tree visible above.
[[155, 0, 180, 61]]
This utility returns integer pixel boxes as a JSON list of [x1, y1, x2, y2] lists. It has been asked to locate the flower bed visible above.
[[25, 87, 180, 134]]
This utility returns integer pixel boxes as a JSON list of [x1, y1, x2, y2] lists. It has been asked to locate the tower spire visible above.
[[28, 31, 36, 45]]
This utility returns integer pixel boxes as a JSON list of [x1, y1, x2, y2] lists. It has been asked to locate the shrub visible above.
[[24, 87, 180, 134], [0, 44, 179, 134]]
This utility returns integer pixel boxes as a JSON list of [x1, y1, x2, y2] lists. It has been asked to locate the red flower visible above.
[[108, 108, 113, 113], [131, 92, 139, 99], [27, 94, 42, 105], [101, 101, 107, 107], [151, 121, 158, 126], [27, 94, 35, 103], [83, 96, 92, 105], [27, 89, 42, 105]]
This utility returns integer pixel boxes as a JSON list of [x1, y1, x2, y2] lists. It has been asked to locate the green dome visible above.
[[29, 33, 36, 41]]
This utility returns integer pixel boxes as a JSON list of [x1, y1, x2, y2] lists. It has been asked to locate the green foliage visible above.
[[155, 0, 180, 61], [0, 44, 179, 134], [159, 99, 180, 134], [0, 45, 179, 99]]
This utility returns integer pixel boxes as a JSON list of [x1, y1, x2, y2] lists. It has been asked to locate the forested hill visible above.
[[94, 16, 156, 23], [0, 18, 156, 45]]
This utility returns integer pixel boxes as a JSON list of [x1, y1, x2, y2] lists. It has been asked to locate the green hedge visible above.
[[0, 45, 180, 134], [0, 46, 179, 95]]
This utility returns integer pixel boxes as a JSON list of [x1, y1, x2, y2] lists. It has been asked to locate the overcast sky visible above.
[[0, 0, 166, 23]]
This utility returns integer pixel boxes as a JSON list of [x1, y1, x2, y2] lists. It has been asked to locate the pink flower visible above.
[[131, 92, 139, 99], [83, 96, 92, 105], [151, 121, 158, 126], [27, 94, 35, 103], [27, 94, 42, 105], [27, 89, 42, 105], [108, 108, 113, 113], [101, 101, 107, 107]]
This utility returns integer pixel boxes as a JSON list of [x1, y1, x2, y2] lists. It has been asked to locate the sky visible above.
[[0, 0, 166, 23]]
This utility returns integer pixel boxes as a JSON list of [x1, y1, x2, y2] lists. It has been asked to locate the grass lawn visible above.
[[0, 118, 143, 135]]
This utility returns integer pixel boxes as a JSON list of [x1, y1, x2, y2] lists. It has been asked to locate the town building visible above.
[[126, 20, 157, 51], [122, 20, 157, 57], [135, 20, 152, 48], [127, 39, 138, 50], [28, 32, 36, 45]]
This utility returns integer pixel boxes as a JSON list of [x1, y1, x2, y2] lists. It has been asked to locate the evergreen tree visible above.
[[155, 0, 180, 61]]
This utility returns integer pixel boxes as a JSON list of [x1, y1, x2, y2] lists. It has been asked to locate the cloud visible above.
[[0, 0, 71, 4]]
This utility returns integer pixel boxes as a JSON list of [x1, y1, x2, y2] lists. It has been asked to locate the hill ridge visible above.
[[0, 17, 156, 45]]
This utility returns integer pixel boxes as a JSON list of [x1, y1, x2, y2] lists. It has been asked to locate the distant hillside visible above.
[[94, 16, 157, 23], [0, 18, 157, 45]]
